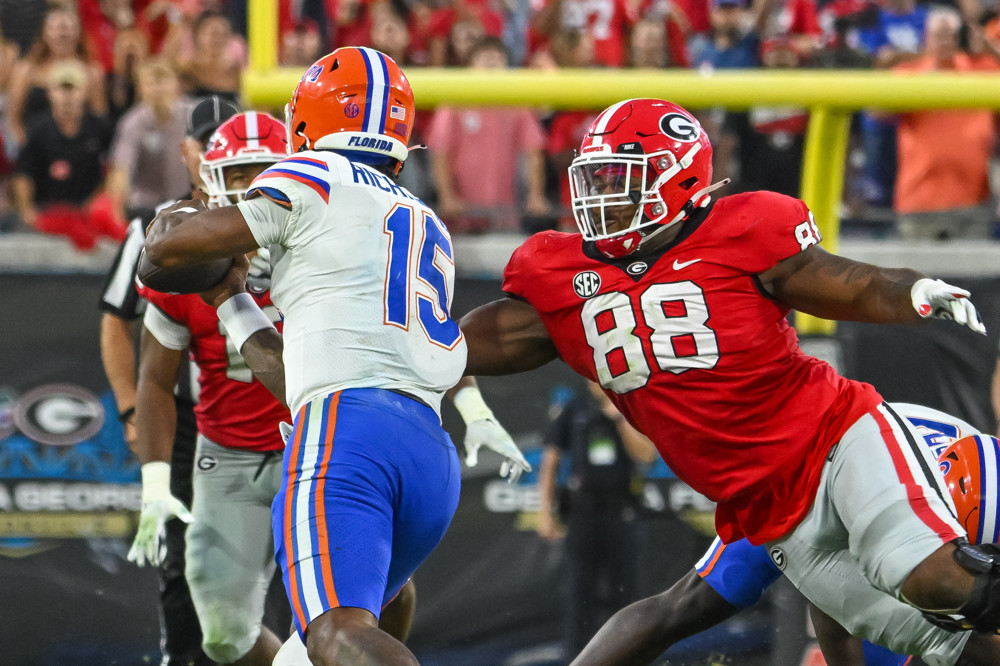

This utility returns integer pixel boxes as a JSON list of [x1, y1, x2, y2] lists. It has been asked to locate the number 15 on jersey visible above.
[[383, 203, 463, 349]]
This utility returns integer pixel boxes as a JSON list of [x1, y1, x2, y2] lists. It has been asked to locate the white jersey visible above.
[[892, 402, 980, 458], [238, 151, 467, 415]]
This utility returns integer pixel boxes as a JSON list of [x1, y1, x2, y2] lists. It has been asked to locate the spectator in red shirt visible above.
[[544, 30, 599, 228], [530, 0, 640, 66], [428, 37, 548, 232], [427, 0, 505, 65]]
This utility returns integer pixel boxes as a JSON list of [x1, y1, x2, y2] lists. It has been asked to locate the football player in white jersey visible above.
[[143, 47, 529, 666]]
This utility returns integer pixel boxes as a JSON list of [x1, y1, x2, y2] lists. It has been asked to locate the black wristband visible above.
[[118, 406, 136, 423]]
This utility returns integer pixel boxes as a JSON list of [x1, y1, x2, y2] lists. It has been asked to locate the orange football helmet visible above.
[[285, 47, 414, 170], [938, 434, 1000, 545]]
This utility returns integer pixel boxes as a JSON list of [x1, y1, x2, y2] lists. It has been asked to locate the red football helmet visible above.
[[285, 47, 414, 171], [938, 434, 1000, 545], [201, 111, 288, 206], [569, 99, 719, 258]]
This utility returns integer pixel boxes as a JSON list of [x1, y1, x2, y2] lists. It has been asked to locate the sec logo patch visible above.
[[573, 271, 601, 298]]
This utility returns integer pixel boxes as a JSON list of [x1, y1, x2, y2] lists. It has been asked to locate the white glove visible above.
[[127, 462, 194, 567], [453, 386, 532, 483], [911, 278, 986, 335], [279, 421, 293, 444]]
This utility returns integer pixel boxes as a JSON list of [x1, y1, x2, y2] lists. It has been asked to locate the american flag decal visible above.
[[390, 105, 406, 120]]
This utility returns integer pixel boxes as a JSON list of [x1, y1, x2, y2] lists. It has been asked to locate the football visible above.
[[137, 201, 234, 294], [137, 249, 234, 295]]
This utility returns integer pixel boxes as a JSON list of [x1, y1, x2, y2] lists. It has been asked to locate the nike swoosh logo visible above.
[[673, 258, 702, 270]]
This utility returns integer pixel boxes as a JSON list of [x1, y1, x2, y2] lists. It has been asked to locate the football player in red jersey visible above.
[[453, 98, 1000, 664], [130, 111, 291, 666]]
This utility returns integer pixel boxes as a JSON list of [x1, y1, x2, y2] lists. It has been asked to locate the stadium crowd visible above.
[[0, 0, 998, 247]]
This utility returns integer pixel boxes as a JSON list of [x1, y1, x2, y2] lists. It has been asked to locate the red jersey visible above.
[[141, 286, 287, 452], [529, 0, 639, 66], [502, 191, 882, 544]]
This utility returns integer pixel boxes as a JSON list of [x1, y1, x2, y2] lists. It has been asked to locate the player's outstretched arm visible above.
[[203, 259, 288, 408], [144, 199, 259, 268], [459, 297, 559, 376], [447, 376, 532, 483], [758, 246, 986, 334], [570, 569, 739, 666]]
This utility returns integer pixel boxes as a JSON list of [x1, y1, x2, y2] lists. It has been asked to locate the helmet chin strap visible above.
[[636, 178, 732, 251]]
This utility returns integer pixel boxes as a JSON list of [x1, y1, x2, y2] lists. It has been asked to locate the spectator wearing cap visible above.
[[427, 37, 548, 232], [7, 5, 108, 147], [9, 60, 119, 250], [688, 0, 771, 69], [105, 58, 191, 223], [892, 7, 999, 239]]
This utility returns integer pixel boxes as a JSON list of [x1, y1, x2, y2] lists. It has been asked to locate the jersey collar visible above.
[[581, 201, 714, 282]]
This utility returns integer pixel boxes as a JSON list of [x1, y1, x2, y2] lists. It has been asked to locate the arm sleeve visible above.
[[142, 303, 191, 350], [99, 218, 148, 318]]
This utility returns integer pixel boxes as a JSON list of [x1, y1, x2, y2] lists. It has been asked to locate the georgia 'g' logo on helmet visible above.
[[200, 111, 288, 206], [285, 47, 414, 175], [938, 434, 1000, 545], [568, 99, 721, 259], [659, 113, 700, 142]]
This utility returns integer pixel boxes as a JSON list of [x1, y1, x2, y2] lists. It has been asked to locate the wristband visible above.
[[118, 406, 136, 423], [453, 386, 495, 425], [217, 293, 276, 352], [140, 461, 171, 502]]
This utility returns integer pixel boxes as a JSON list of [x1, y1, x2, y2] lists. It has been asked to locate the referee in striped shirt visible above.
[[99, 95, 238, 666]]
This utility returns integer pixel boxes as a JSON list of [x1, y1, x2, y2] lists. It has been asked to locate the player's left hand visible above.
[[127, 462, 194, 567], [199, 254, 250, 309], [464, 418, 532, 484], [911, 278, 986, 335]]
